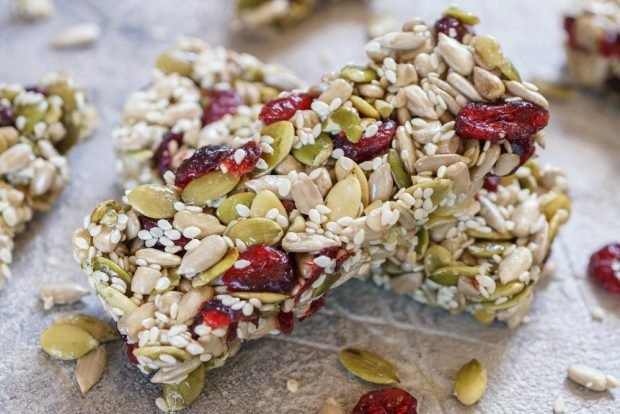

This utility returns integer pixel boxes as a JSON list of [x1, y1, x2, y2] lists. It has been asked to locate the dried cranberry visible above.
[[138, 216, 190, 250], [24, 86, 48, 95], [220, 141, 262, 177], [351, 388, 418, 414], [258, 93, 313, 125], [563, 16, 579, 50], [588, 243, 620, 295], [197, 300, 257, 329], [0, 104, 16, 128], [455, 101, 549, 142], [174, 145, 232, 188], [483, 175, 500, 193], [295, 248, 352, 299], [434, 16, 473, 42], [299, 296, 325, 322], [599, 32, 620, 58], [281, 200, 297, 215], [202, 90, 243, 125], [121, 335, 138, 364], [278, 311, 295, 335], [222, 245, 294, 293], [510, 136, 536, 168], [333, 119, 397, 162], [155, 131, 184, 175]]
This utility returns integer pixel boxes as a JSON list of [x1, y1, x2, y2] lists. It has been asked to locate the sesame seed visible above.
[[234, 259, 251, 269], [235, 204, 251, 217]]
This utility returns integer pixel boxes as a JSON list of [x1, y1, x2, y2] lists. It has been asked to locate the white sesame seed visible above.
[[234, 259, 251, 269], [155, 277, 171, 291], [242, 302, 254, 316], [235, 204, 251, 217]]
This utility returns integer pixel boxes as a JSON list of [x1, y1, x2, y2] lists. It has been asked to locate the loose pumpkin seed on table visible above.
[[75, 8, 570, 411], [0, 73, 96, 289]]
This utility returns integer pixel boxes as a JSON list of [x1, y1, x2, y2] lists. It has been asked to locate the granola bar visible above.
[[564, 0, 620, 89], [73, 8, 569, 411], [0, 73, 96, 287]]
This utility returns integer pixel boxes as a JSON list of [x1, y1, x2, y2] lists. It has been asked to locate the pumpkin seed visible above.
[[326, 174, 362, 222], [473, 309, 495, 325], [127, 184, 179, 219], [468, 241, 511, 258], [466, 229, 514, 241], [473, 35, 504, 69], [226, 217, 283, 247], [388, 149, 412, 189], [443, 7, 480, 25], [482, 284, 533, 311], [16, 101, 45, 134], [257, 121, 295, 176], [540, 192, 571, 221], [548, 209, 569, 244], [193, 248, 239, 287], [40, 324, 99, 360], [352, 164, 370, 207], [430, 266, 480, 286], [91, 200, 121, 223], [92, 256, 132, 285], [323, 107, 363, 143], [375, 100, 394, 119], [499, 59, 521, 81], [181, 171, 240, 207], [424, 245, 453, 274], [162, 363, 206, 412], [350, 96, 380, 119], [454, 359, 487, 406], [292, 133, 333, 167], [230, 291, 288, 304], [415, 228, 429, 256], [155, 49, 195, 77], [486, 281, 525, 301], [250, 190, 286, 218], [407, 178, 453, 205], [289, 215, 306, 233], [312, 272, 341, 298], [339, 348, 399, 384], [425, 215, 458, 229], [124, 149, 154, 161], [96, 283, 138, 314], [340, 65, 377, 83], [383, 260, 403, 275], [133, 346, 192, 362], [53, 314, 119, 343], [216, 192, 256, 225]]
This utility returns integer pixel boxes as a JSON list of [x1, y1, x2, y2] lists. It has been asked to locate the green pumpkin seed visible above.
[[430, 266, 480, 286], [90, 200, 121, 223], [499, 59, 521, 81], [350, 96, 380, 119], [155, 50, 194, 76], [540, 192, 571, 221], [473, 35, 504, 69], [216, 192, 256, 225], [43, 98, 63, 124], [193, 248, 239, 287], [473, 309, 495, 325], [425, 215, 458, 229], [289, 215, 306, 233], [226, 218, 283, 247], [292, 133, 333, 167], [466, 229, 514, 241], [181, 171, 240, 207], [312, 272, 341, 298], [424, 245, 453, 274], [163, 363, 206, 412], [96, 283, 138, 314], [383, 260, 403, 275], [339, 348, 399, 384], [45, 82, 81, 153], [257, 121, 295, 176], [375, 100, 394, 119], [326, 174, 362, 222], [92, 256, 132, 285], [454, 359, 487, 406], [230, 291, 288, 304], [133, 346, 192, 362], [415, 227, 430, 256], [443, 7, 480, 25], [388, 149, 412, 189], [482, 284, 533, 311], [16, 101, 45, 134], [407, 178, 453, 206], [548, 209, 569, 244], [486, 281, 525, 301], [40, 324, 99, 360], [127, 184, 179, 219], [124, 149, 154, 161], [250, 190, 287, 218], [352, 164, 370, 207], [240, 66, 264, 82], [340, 65, 377, 83], [468, 241, 511, 259], [53, 314, 119, 343], [323, 107, 363, 143]]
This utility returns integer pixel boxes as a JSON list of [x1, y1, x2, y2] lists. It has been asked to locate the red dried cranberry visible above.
[[434, 16, 473, 42], [299, 296, 325, 322], [258, 93, 313, 125], [564, 16, 579, 50], [197, 300, 257, 329], [138, 216, 190, 250], [295, 248, 352, 299], [174, 145, 232, 188], [278, 311, 295, 335], [599, 32, 620, 58], [222, 245, 294, 293], [0, 104, 16, 128], [455, 101, 549, 142], [220, 141, 262, 177], [588, 243, 620, 295], [281, 200, 297, 215], [509, 136, 536, 168], [202, 90, 243, 125], [121, 335, 138, 364], [351, 388, 418, 414], [155, 130, 184, 175], [333, 119, 397, 162], [483, 175, 500, 193]]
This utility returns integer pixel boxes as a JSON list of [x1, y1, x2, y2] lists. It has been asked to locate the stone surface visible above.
[[0, 0, 619, 413]]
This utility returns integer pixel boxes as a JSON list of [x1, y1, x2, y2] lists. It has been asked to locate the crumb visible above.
[[286, 378, 299, 393], [553, 396, 566, 413], [590, 306, 605, 321]]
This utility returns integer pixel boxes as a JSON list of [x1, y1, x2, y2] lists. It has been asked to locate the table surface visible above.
[[0, 1, 619, 413]]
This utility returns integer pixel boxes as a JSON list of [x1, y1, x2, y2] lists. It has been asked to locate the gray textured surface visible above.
[[0, 1, 619, 413]]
